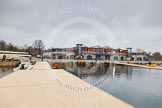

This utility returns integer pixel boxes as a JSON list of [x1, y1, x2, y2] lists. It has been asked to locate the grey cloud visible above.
[[0, 0, 162, 53]]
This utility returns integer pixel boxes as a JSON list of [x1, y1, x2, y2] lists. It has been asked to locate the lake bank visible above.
[[0, 61, 20, 67], [47, 59, 162, 70]]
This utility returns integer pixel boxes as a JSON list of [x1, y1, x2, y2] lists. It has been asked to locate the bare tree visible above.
[[0, 40, 6, 50], [33, 40, 44, 55], [7, 43, 14, 51], [152, 52, 162, 60], [23, 44, 28, 52]]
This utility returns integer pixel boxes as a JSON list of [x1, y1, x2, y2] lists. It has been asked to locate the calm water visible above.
[[0, 67, 13, 78], [63, 62, 162, 108]]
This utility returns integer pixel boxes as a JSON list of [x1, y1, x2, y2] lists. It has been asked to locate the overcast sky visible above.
[[0, 0, 162, 53]]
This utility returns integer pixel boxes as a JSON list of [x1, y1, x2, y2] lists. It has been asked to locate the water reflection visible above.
[[64, 63, 112, 79], [127, 67, 133, 80], [62, 62, 134, 89], [63, 63, 133, 81], [0, 67, 13, 78], [63, 62, 162, 108]]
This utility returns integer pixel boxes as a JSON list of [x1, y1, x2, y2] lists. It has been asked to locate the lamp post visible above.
[[76, 44, 83, 60]]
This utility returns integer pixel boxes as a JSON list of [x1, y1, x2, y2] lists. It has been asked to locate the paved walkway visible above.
[[0, 62, 133, 108]]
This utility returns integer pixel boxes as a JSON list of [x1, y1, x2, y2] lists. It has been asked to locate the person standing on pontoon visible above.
[[29, 56, 32, 63]]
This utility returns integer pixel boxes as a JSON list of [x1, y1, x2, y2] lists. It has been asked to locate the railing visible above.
[[81, 51, 127, 55], [82, 51, 112, 54], [44, 51, 74, 54]]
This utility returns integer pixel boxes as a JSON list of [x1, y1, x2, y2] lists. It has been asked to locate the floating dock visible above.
[[48, 59, 162, 70], [0, 62, 133, 108], [114, 62, 162, 70]]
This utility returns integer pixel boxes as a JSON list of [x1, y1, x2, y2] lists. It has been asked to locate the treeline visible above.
[[137, 51, 162, 61], [0, 39, 44, 56], [0, 40, 18, 51], [152, 52, 162, 61], [1, 39, 162, 60]]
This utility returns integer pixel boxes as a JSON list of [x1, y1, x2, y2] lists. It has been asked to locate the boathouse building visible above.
[[43, 44, 147, 61]]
